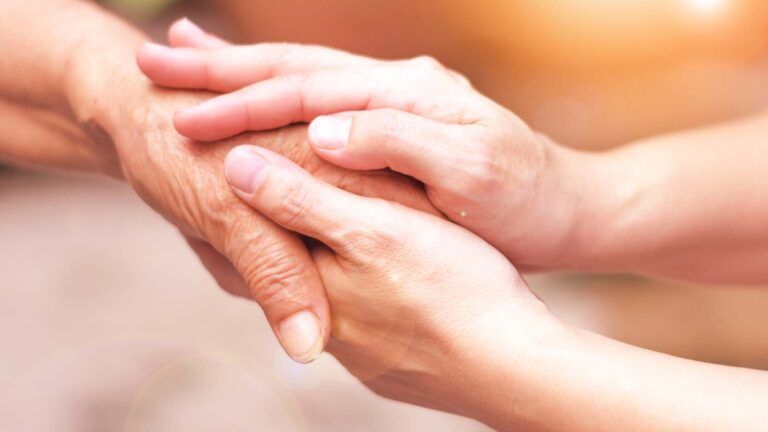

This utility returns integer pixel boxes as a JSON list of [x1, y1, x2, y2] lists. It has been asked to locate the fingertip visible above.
[[168, 17, 204, 47], [168, 16, 228, 49], [172, 109, 219, 142], [308, 115, 351, 152], [277, 310, 325, 363], [137, 42, 198, 88], [135, 42, 170, 75], [173, 99, 244, 141], [172, 109, 198, 139]]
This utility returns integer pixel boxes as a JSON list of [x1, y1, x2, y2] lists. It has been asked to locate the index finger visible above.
[[136, 42, 378, 92]]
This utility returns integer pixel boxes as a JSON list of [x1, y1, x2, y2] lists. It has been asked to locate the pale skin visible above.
[[2, 1, 768, 429], [137, 23, 768, 284], [212, 145, 768, 432], [136, 20, 768, 430]]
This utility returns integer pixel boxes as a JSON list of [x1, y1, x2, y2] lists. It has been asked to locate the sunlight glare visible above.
[[688, 0, 724, 13]]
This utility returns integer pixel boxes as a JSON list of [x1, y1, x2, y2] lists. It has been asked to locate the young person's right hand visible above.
[[136, 19, 607, 273], [138, 19, 768, 284]]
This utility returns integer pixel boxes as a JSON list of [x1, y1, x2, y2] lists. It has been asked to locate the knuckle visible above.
[[229, 231, 310, 309], [367, 109, 407, 144], [269, 42, 302, 67], [409, 55, 443, 70], [237, 124, 322, 173], [247, 248, 309, 309], [273, 175, 315, 227], [449, 70, 472, 88], [404, 56, 449, 88], [454, 141, 506, 196], [339, 226, 397, 263]]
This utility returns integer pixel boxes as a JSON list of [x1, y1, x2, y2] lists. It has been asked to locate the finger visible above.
[[167, 17, 229, 49], [307, 109, 471, 190], [214, 205, 331, 364], [174, 63, 473, 141], [223, 145, 395, 255], [235, 124, 443, 218], [137, 41, 376, 93]]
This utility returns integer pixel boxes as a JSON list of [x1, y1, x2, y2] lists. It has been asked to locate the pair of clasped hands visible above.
[[137, 19, 580, 425]]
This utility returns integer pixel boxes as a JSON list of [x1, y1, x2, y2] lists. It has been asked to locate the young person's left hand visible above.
[[218, 143, 553, 426]]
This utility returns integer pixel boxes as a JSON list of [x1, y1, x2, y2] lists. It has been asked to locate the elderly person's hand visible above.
[[65, 21, 436, 364], [136, 20, 602, 273]]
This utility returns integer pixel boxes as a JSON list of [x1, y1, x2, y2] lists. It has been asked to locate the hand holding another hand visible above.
[[220, 144, 552, 420], [137, 20, 602, 272]]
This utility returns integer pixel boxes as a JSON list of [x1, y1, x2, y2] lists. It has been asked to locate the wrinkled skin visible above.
[[95, 73, 436, 358], [217, 145, 550, 420]]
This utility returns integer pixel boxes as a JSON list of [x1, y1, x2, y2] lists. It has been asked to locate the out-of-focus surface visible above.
[[2, 0, 768, 430], [221, 0, 768, 149]]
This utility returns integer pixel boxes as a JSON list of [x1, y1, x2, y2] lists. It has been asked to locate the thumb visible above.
[[224, 145, 400, 258], [307, 109, 471, 190], [219, 211, 330, 364]]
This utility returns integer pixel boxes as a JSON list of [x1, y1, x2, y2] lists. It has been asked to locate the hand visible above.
[[136, 22, 599, 271], [68, 19, 435, 363], [219, 144, 552, 422]]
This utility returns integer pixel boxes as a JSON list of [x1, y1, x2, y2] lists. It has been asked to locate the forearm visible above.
[[0, 97, 119, 174], [467, 318, 768, 431], [565, 114, 768, 283], [0, 0, 147, 176]]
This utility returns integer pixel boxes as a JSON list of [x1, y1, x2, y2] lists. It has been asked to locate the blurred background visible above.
[[2, 0, 768, 430]]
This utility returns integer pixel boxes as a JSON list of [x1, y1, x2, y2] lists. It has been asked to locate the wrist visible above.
[[510, 134, 601, 271], [62, 3, 149, 178], [451, 308, 575, 430], [562, 142, 671, 274], [525, 131, 658, 274]]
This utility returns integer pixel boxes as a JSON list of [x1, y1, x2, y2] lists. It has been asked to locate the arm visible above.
[[579, 115, 768, 284], [0, 1, 122, 176], [137, 31, 768, 284], [219, 143, 768, 432], [0, 97, 110, 173], [466, 317, 768, 431]]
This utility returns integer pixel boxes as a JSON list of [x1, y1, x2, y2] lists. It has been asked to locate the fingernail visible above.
[[278, 310, 324, 363], [309, 116, 352, 150], [224, 147, 270, 194]]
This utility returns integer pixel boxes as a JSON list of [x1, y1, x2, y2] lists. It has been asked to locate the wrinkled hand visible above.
[[137, 20, 594, 271], [220, 144, 551, 418], [90, 21, 436, 363]]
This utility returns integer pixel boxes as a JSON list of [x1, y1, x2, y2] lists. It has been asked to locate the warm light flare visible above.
[[688, 0, 724, 12]]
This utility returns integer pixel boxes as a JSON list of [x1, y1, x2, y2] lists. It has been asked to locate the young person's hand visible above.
[[220, 144, 768, 432], [138, 19, 768, 284], [136, 20, 600, 271], [219, 143, 553, 423]]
